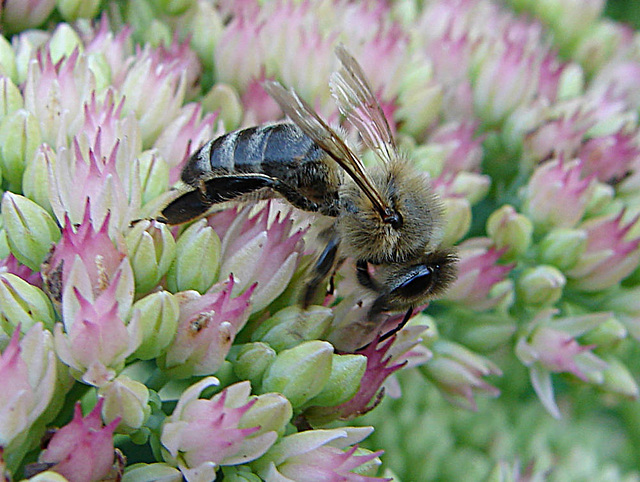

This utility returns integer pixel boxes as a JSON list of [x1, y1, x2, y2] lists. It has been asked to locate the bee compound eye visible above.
[[393, 265, 436, 298]]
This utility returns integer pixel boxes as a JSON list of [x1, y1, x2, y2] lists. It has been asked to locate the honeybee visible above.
[[161, 45, 457, 331]]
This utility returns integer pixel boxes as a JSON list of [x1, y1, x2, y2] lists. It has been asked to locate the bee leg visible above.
[[161, 174, 319, 224], [303, 234, 340, 307], [379, 307, 413, 342], [356, 260, 382, 291]]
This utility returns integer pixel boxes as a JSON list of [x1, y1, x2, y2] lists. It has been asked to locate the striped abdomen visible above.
[[181, 123, 341, 209]]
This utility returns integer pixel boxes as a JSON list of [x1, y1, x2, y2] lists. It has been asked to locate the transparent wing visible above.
[[263, 80, 392, 220], [330, 44, 397, 165]]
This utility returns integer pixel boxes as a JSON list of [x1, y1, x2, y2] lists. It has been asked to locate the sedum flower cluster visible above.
[[1, 0, 640, 480]]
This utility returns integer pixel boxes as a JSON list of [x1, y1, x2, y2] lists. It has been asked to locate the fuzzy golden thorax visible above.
[[336, 158, 445, 264]]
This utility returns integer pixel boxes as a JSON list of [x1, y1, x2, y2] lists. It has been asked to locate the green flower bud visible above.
[[601, 357, 639, 399], [22, 144, 54, 215], [0, 36, 18, 84], [252, 305, 333, 352], [580, 316, 626, 350], [220, 467, 263, 482], [239, 392, 292, 437], [2, 192, 60, 271], [86, 52, 112, 93], [98, 375, 151, 433], [449, 171, 491, 205], [583, 182, 615, 217], [538, 228, 587, 270], [0, 77, 23, 121], [412, 144, 446, 177], [441, 196, 472, 246], [459, 319, 517, 353], [24, 472, 70, 482], [0, 226, 9, 259], [487, 205, 533, 260], [534, 0, 604, 48], [556, 62, 584, 100], [202, 83, 243, 131], [132, 290, 179, 360], [573, 20, 623, 75], [187, 2, 223, 71], [261, 340, 333, 408], [48, 23, 84, 63], [166, 219, 221, 293], [137, 150, 170, 206], [122, 463, 182, 482], [233, 342, 277, 386], [145, 19, 173, 48], [150, 0, 196, 16], [0, 108, 41, 191], [0, 273, 54, 334], [57, 0, 101, 20], [516, 265, 565, 307], [396, 60, 442, 138], [125, 0, 156, 41], [305, 353, 366, 407], [1, 1, 56, 35], [126, 220, 176, 294]]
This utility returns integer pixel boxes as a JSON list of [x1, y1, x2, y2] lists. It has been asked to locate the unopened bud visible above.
[[0, 273, 55, 334], [126, 220, 176, 294], [239, 392, 292, 437], [22, 144, 54, 215], [260, 340, 333, 408], [440, 197, 472, 245], [202, 84, 243, 131], [99, 375, 151, 433], [516, 265, 566, 307], [233, 342, 277, 386], [487, 205, 533, 260], [132, 290, 179, 360], [0, 77, 23, 120], [601, 357, 639, 399], [137, 150, 170, 205], [252, 305, 333, 352], [2, 192, 60, 270], [166, 219, 221, 293], [306, 353, 366, 407], [48, 23, 84, 63], [122, 463, 182, 482], [538, 228, 587, 270], [57, 0, 101, 21], [0, 109, 41, 191], [580, 316, 626, 350]]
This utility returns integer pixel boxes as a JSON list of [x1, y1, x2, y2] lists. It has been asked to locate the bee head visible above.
[[369, 247, 459, 315]]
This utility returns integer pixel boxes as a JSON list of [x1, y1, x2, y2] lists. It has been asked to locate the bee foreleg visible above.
[[303, 234, 340, 307], [379, 307, 413, 342], [356, 260, 382, 291]]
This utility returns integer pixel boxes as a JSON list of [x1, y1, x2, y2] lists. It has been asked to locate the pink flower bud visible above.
[[567, 210, 640, 291], [442, 238, 514, 311], [218, 202, 307, 312], [523, 157, 595, 230], [161, 378, 279, 478], [38, 399, 120, 482], [0, 324, 60, 465], [159, 276, 254, 378]]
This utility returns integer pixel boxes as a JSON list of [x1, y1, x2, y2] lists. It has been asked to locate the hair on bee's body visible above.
[[161, 45, 458, 328]]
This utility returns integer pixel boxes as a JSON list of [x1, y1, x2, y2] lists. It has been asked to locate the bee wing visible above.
[[264, 80, 393, 221], [329, 44, 397, 165]]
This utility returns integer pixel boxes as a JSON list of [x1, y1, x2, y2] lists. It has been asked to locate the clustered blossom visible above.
[[1, 0, 640, 480]]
